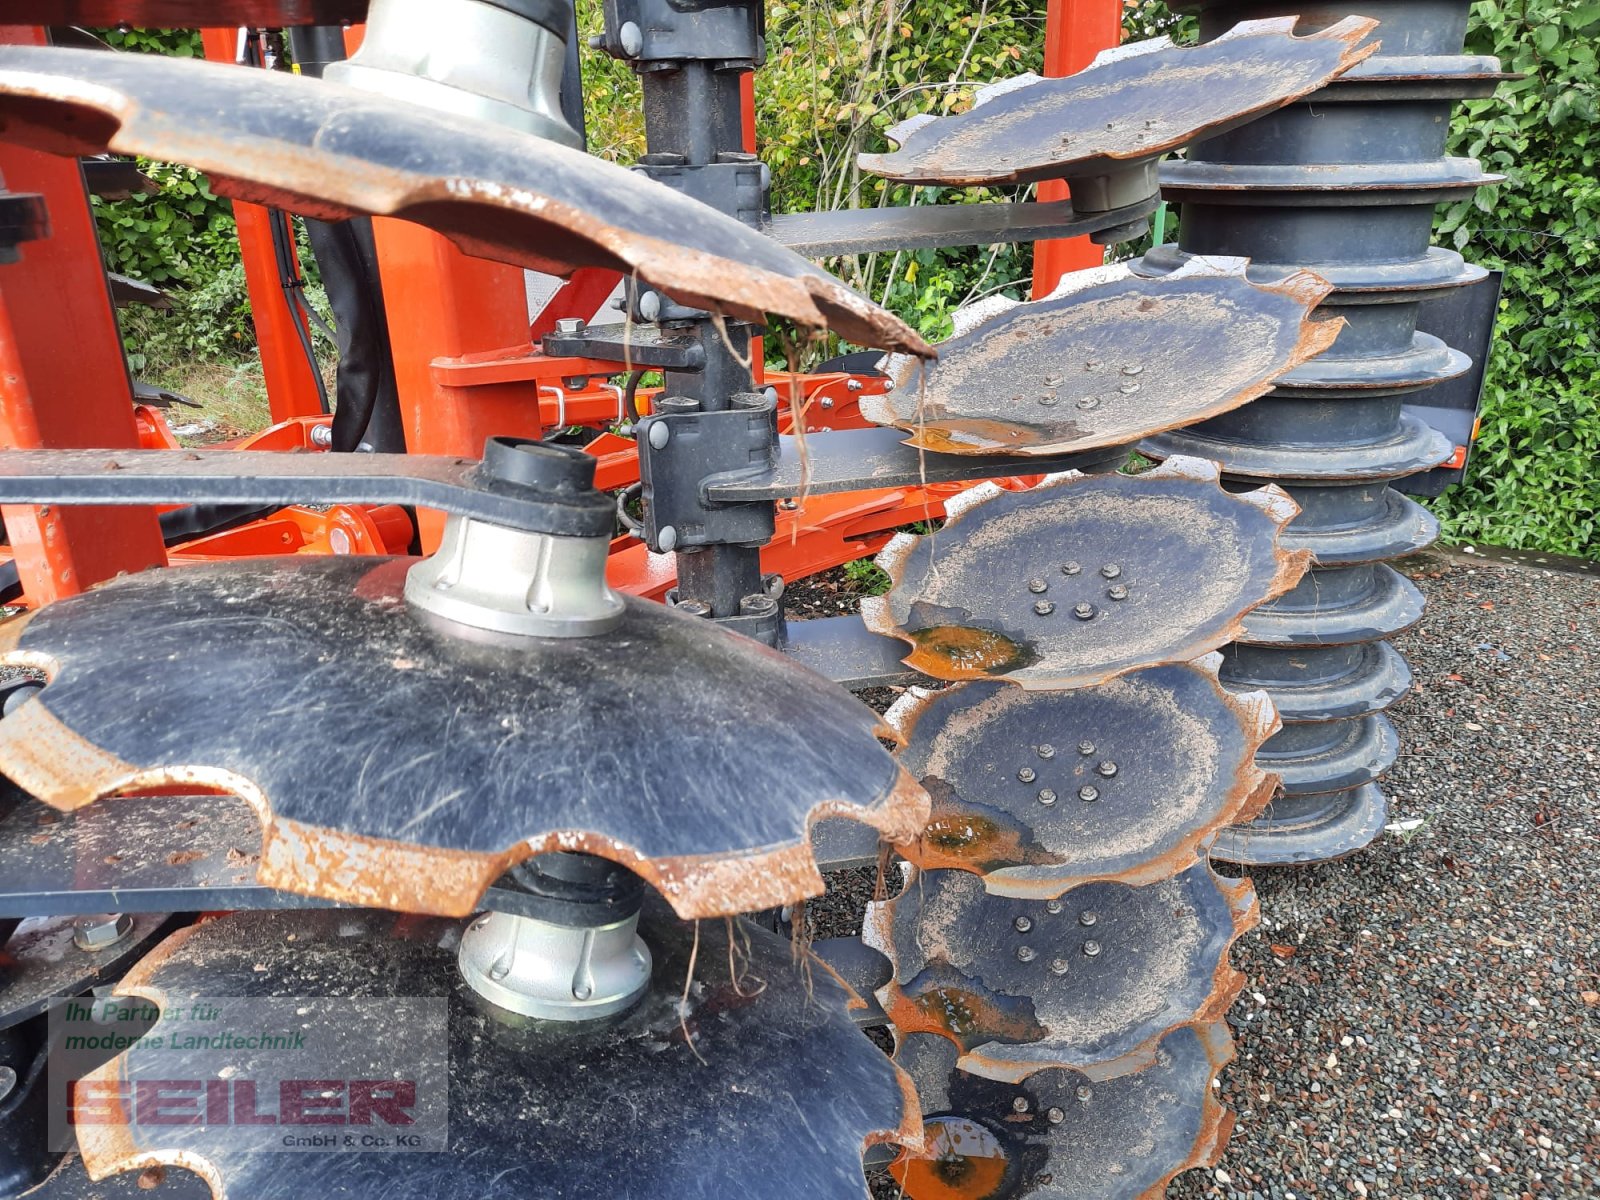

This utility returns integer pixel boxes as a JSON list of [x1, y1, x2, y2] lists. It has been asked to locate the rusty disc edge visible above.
[[889, 653, 1282, 894], [0, 620, 930, 920], [871, 266, 1342, 458], [860, 457, 1315, 691], [866, 868, 1260, 1086], [0, 49, 931, 356]]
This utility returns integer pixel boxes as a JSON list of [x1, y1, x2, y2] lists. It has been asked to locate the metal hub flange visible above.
[[457, 853, 653, 1022], [864, 864, 1257, 1084], [886, 654, 1278, 893], [862, 257, 1338, 458], [0, 556, 927, 920], [889, 1023, 1237, 1200], [325, 0, 583, 147], [68, 906, 919, 1199], [861, 456, 1309, 690]]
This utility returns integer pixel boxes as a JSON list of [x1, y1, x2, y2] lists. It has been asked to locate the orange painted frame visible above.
[[1031, 0, 1124, 297], [0, 24, 165, 605]]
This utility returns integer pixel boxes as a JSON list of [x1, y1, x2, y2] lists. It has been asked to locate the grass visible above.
[[137, 356, 333, 447]]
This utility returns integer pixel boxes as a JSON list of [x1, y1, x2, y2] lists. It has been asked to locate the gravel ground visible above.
[[804, 548, 1600, 1199]]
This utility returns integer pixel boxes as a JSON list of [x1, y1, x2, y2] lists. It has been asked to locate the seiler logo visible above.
[[71, 1078, 418, 1128]]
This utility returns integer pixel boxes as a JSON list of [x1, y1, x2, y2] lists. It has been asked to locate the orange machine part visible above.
[[0, 25, 165, 606], [1031, 0, 1123, 296]]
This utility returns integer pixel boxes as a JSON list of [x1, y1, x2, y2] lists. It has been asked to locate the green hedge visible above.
[[1427, 0, 1600, 557]]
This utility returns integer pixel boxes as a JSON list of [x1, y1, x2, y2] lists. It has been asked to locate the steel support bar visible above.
[[1141, 0, 1502, 863], [765, 197, 1156, 257], [0, 448, 584, 534], [704, 427, 1124, 503]]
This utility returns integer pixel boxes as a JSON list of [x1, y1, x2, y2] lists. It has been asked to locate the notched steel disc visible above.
[[0, 913, 181, 1031], [0, 45, 928, 354], [889, 1024, 1235, 1200], [864, 258, 1338, 458], [72, 906, 917, 1200], [0, 558, 927, 920], [857, 17, 1377, 187], [888, 654, 1278, 895], [864, 864, 1256, 1083], [860, 457, 1310, 690]]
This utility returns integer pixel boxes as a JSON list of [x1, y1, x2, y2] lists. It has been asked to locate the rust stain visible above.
[[889, 1116, 1010, 1200], [904, 778, 1062, 876], [901, 626, 1034, 680], [882, 961, 1047, 1053], [0, 700, 140, 811], [903, 418, 1038, 456]]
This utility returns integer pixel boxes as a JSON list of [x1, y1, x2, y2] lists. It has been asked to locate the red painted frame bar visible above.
[[200, 26, 327, 424], [1031, 0, 1123, 297], [0, 25, 165, 604]]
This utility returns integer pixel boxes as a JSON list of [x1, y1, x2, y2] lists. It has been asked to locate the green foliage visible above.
[[843, 557, 893, 594], [1426, 0, 1600, 556], [576, 0, 1043, 357], [88, 28, 277, 375], [92, 160, 240, 288]]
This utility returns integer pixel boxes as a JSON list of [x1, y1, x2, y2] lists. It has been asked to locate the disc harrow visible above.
[[0, 2, 1501, 1197], [64, 906, 917, 1200], [859, 16, 1378, 190], [861, 457, 1310, 689], [866, 864, 1257, 1084], [0, 553, 924, 919], [888, 655, 1279, 894], [864, 257, 1339, 458], [0, 44, 929, 353], [890, 1024, 1236, 1200]]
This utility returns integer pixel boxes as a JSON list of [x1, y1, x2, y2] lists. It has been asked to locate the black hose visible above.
[[622, 370, 646, 424], [615, 482, 644, 536], [266, 207, 331, 416]]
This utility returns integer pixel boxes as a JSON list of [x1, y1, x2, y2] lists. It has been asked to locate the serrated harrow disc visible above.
[[864, 258, 1338, 458], [64, 906, 916, 1200], [0, 45, 927, 353], [864, 864, 1256, 1083], [0, 557, 927, 919], [0, 913, 179, 1031], [861, 456, 1309, 689], [889, 1023, 1235, 1200], [888, 654, 1278, 894], [858, 17, 1376, 188]]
